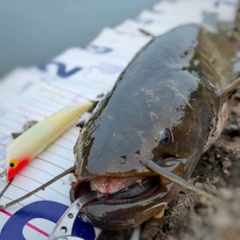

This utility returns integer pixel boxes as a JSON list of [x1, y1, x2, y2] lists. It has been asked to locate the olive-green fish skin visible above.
[[74, 24, 237, 229]]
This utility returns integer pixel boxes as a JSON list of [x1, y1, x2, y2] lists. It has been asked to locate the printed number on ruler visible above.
[[39, 61, 83, 78], [38, 45, 114, 78]]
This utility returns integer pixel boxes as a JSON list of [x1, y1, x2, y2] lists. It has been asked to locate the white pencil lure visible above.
[[6, 102, 93, 181]]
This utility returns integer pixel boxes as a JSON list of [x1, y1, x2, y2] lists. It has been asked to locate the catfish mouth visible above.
[[70, 158, 185, 208], [70, 168, 181, 230], [70, 175, 162, 205]]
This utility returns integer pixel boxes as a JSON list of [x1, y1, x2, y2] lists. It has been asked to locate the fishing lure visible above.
[[1, 24, 240, 232], [6, 102, 93, 180]]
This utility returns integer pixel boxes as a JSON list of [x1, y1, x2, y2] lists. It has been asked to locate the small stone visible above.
[[212, 176, 219, 184], [205, 184, 218, 194], [222, 158, 232, 169], [208, 156, 215, 163], [211, 211, 232, 228], [209, 58, 215, 63], [223, 169, 231, 176], [219, 145, 231, 153], [218, 177, 227, 187], [205, 164, 212, 171], [196, 206, 214, 215], [202, 155, 208, 160], [218, 188, 233, 200]]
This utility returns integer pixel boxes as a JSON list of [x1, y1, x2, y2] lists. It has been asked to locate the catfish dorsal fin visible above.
[[216, 77, 240, 102]]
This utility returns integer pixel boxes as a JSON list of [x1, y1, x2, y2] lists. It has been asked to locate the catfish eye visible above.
[[159, 129, 172, 146]]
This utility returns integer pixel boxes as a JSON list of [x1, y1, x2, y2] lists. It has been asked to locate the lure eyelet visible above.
[[159, 129, 172, 146]]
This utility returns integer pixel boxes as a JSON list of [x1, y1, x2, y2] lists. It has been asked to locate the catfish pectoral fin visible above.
[[153, 202, 168, 219], [217, 77, 240, 102], [142, 159, 240, 216]]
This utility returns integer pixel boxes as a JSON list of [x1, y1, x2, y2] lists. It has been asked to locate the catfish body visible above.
[[73, 24, 238, 230]]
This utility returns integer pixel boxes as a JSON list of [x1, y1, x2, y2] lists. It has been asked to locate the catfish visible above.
[[72, 24, 240, 230]]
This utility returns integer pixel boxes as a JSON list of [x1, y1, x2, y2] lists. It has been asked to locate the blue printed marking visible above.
[[39, 61, 82, 78], [0, 201, 95, 240], [81, 45, 112, 54], [214, 0, 237, 7]]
